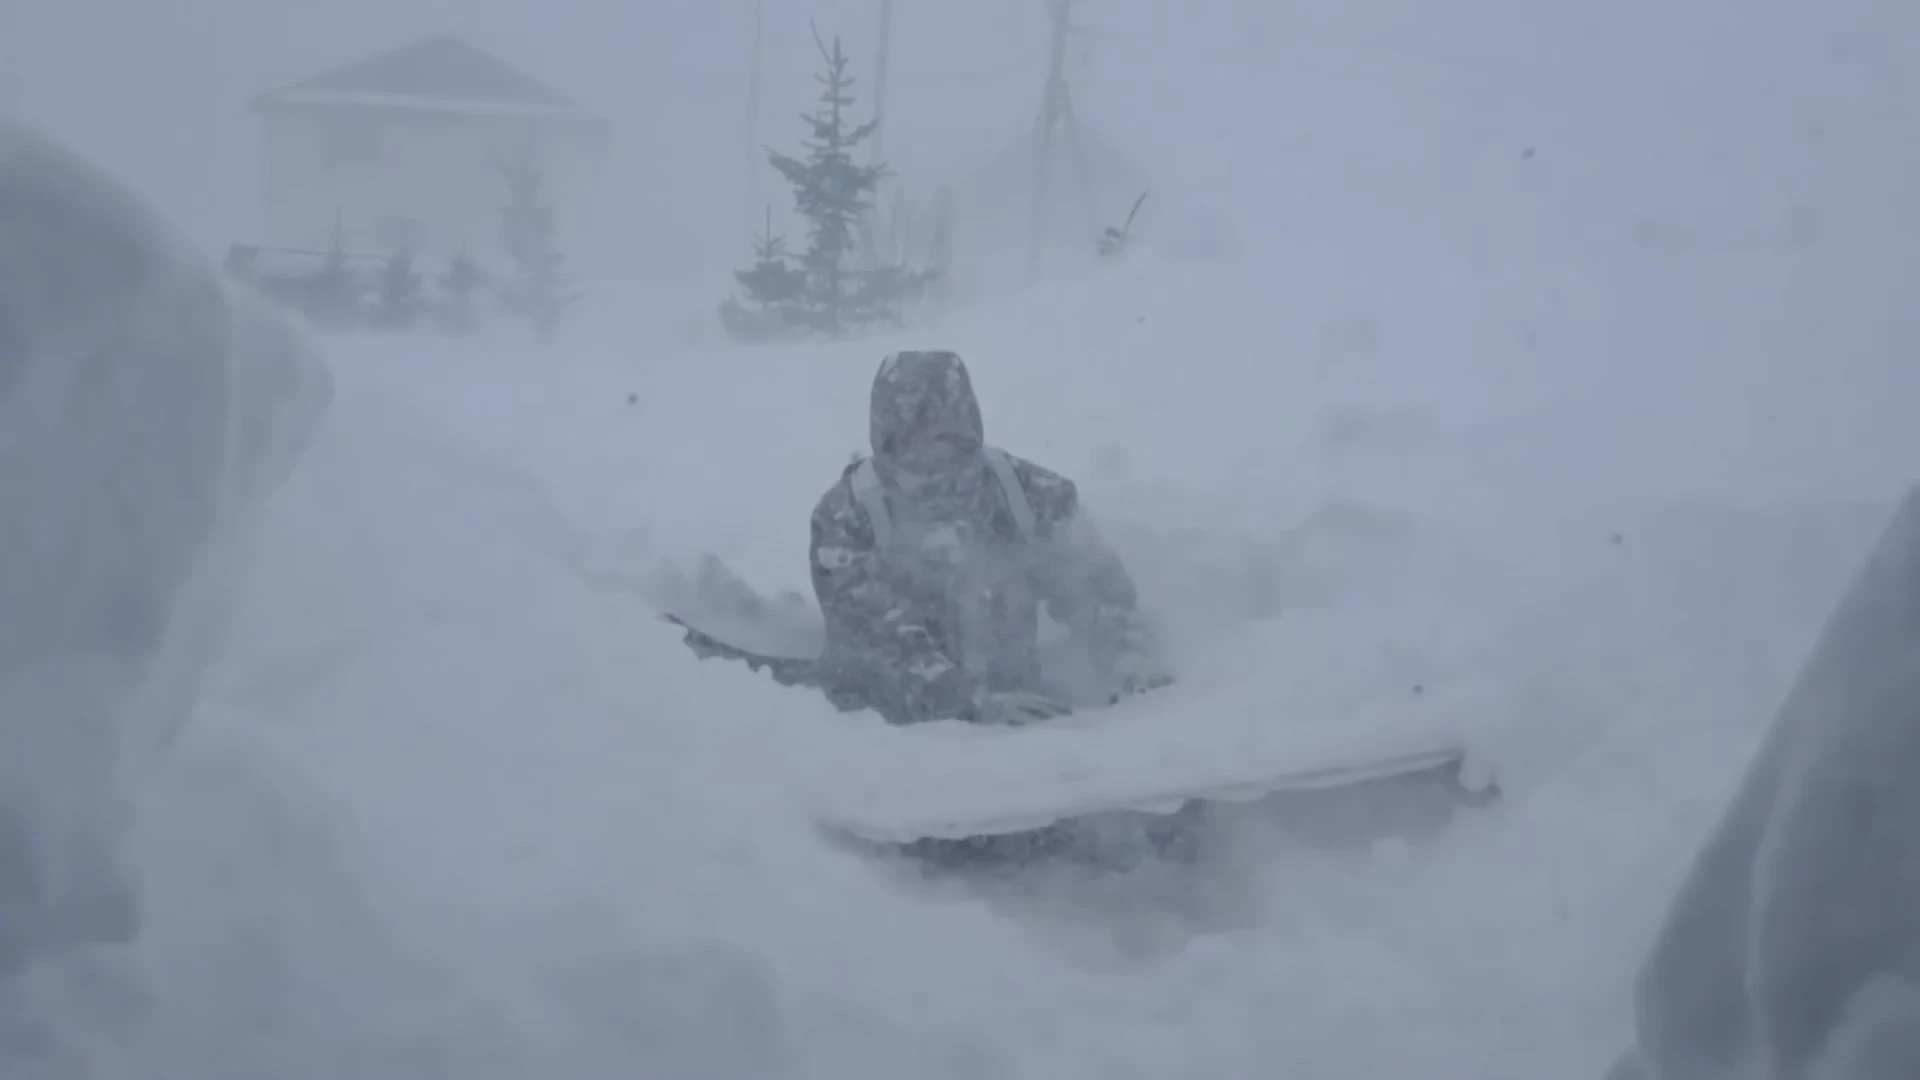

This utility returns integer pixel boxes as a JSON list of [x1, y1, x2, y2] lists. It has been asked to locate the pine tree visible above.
[[720, 206, 808, 341], [371, 248, 425, 330], [734, 207, 806, 308], [306, 208, 361, 329], [499, 157, 579, 339], [764, 25, 927, 336], [437, 246, 488, 333]]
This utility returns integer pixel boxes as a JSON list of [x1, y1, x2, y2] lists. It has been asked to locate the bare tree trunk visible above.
[[1028, 0, 1072, 274], [745, 0, 765, 229], [871, 0, 895, 166]]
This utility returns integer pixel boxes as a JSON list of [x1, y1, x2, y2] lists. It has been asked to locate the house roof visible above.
[[254, 34, 587, 117]]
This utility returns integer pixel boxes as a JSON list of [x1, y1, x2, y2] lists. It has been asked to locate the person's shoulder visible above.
[[991, 448, 1081, 523], [811, 456, 869, 532]]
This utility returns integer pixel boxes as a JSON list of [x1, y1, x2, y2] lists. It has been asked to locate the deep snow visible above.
[[9, 0, 1920, 1075], [12, 245, 1911, 1078]]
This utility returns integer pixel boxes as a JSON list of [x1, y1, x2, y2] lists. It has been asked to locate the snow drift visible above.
[[1618, 486, 1920, 1080], [0, 116, 330, 1037]]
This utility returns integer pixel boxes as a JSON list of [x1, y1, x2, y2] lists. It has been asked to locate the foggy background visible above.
[[16, 0, 1913, 310]]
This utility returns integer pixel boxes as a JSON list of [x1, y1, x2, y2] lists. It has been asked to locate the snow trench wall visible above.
[[1625, 486, 1920, 1080], [0, 117, 333, 976]]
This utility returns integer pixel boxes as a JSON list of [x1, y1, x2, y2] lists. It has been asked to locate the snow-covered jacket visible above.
[[807, 350, 1142, 723]]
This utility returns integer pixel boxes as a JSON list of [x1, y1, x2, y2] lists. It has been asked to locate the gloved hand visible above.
[[967, 689, 1074, 727]]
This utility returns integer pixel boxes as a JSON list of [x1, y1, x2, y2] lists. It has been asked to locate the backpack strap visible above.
[[849, 458, 893, 547], [849, 448, 1035, 548], [982, 447, 1036, 538]]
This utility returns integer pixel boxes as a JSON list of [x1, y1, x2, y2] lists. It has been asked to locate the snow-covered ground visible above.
[[9, 239, 1909, 1078], [9, 0, 1920, 1076]]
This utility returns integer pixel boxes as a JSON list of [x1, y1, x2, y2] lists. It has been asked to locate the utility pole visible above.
[[745, 0, 766, 229], [1028, 0, 1075, 272], [870, 0, 895, 166]]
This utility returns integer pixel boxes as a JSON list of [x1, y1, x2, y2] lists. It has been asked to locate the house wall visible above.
[[260, 103, 607, 268]]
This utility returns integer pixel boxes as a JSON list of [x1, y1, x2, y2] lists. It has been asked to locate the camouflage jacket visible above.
[[808, 449, 1142, 723]]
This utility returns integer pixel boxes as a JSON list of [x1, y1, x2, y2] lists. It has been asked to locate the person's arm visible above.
[[1013, 461, 1162, 685], [809, 477, 974, 722]]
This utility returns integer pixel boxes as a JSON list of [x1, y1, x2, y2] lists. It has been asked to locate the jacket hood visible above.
[[869, 350, 984, 461]]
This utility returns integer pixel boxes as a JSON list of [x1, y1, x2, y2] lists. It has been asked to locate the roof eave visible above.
[[252, 89, 597, 124]]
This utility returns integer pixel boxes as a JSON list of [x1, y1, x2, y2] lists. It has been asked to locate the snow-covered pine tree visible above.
[[499, 157, 579, 339], [720, 206, 808, 341], [437, 246, 488, 333], [371, 248, 424, 330], [765, 25, 929, 336], [307, 207, 361, 328]]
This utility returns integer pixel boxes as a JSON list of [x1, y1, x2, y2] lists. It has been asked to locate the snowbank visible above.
[[100, 239, 1903, 1077]]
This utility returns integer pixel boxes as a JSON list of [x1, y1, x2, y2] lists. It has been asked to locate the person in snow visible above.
[[1610, 486, 1920, 1080], [808, 350, 1169, 727]]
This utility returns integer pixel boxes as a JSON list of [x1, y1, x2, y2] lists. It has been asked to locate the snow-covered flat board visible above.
[[667, 604, 826, 662], [803, 666, 1498, 843]]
